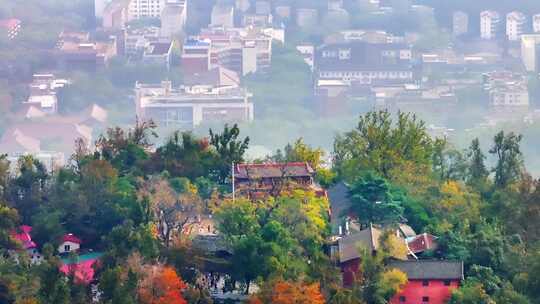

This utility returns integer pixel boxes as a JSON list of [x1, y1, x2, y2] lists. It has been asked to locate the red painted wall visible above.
[[390, 279, 460, 304], [341, 258, 360, 287]]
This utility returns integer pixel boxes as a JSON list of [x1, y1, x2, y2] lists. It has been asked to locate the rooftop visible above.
[[0, 18, 21, 29], [387, 260, 464, 280], [145, 41, 173, 55], [234, 162, 315, 179], [338, 226, 381, 263]]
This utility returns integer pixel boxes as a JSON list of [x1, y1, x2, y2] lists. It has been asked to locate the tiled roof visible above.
[[234, 162, 314, 179], [387, 260, 464, 280], [407, 233, 438, 254], [338, 226, 381, 263], [184, 67, 240, 87]]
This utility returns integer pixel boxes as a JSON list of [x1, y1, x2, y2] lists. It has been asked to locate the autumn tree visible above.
[[138, 265, 188, 304], [138, 177, 202, 247], [249, 280, 326, 304]]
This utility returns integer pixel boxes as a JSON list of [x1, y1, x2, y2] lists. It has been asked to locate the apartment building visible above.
[[453, 11, 468, 37], [128, 0, 165, 20], [480, 10, 501, 40], [506, 11, 527, 41], [521, 34, 540, 72], [534, 14, 540, 33]]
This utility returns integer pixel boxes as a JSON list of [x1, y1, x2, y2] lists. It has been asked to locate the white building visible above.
[[235, 0, 250, 13], [533, 14, 540, 33], [453, 11, 468, 37], [521, 34, 540, 72], [23, 74, 70, 115], [128, 0, 165, 20], [160, 0, 187, 38], [480, 10, 501, 40], [135, 76, 254, 128], [506, 11, 527, 41], [484, 71, 529, 107], [211, 5, 234, 28], [58, 234, 81, 254]]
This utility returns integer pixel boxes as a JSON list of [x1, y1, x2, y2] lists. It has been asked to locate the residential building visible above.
[[452, 11, 468, 37], [56, 31, 117, 70], [211, 5, 234, 28], [522, 34, 540, 72], [103, 0, 129, 29], [181, 38, 212, 73], [315, 41, 414, 85], [0, 18, 21, 40], [128, 0, 165, 20], [296, 44, 315, 70], [7, 151, 65, 172], [388, 260, 463, 304], [124, 26, 162, 57], [135, 73, 254, 128], [10, 225, 42, 265], [534, 14, 540, 33], [330, 30, 405, 44], [297, 8, 318, 28], [242, 14, 273, 27], [160, 0, 187, 38], [23, 74, 70, 115], [182, 26, 280, 76], [506, 11, 527, 41], [480, 10, 501, 40], [483, 71, 530, 107], [233, 162, 325, 199], [58, 234, 82, 254], [142, 41, 174, 69]]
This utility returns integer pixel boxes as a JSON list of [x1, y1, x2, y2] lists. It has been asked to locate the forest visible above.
[[0, 110, 539, 304]]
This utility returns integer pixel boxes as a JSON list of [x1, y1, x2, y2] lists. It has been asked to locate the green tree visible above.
[[467, 138, 490, 187], [209, 124, 249, 184], [347, 172, 404, 227], [489, 131, 523, 188]]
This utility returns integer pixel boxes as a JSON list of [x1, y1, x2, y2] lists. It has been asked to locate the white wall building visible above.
[[95, 0, 112, 18], [521, 34, 540, 72], [480, 10, 501, 40], [506, 11, 527, 41], [453, 11, 468, 37], [128, 0, 165, 20], [534, 14, 540, 33]]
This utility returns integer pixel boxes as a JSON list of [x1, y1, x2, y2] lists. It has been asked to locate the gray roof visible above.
[[338, 226, 381, 263], [387, 260, 464, 280], [184, 67, 240, 87]]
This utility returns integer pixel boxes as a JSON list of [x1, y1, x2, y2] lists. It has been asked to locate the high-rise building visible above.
[[160, 0, 187, 37], [95, 0, 112, 18], [453, 11, 468, 37], [128, 0, 165, 20], [506, 11, 527, 41], [211, 5, 234, 28], [521, 34, 540, 72], [533, 14, 540, 33], [480, 10, 501, 40]]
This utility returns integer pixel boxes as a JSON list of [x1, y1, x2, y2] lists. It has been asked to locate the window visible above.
[[444, 280, 452, 286], [399, 296, 406, 302], [422, 280, 429, 286], [422, 296, 430, 302], [64, 244, 70, 252]]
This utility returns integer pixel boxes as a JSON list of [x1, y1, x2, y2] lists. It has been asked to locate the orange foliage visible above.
[[251, 280, 326, 304], [138, 266, 188, 304]]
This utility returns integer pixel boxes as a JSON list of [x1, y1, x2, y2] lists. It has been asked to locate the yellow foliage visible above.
[[381, 268, 408, 295]]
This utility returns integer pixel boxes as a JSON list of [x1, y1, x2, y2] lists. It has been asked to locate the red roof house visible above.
[[58, 233, 82, 254], [10, 225, 37, 250], [407, 233, 438, 255]]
